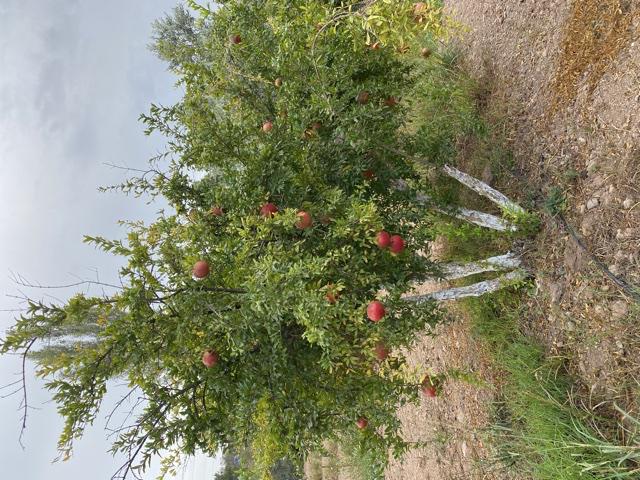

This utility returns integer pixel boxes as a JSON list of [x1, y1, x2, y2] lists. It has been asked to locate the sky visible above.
[[0, 1, 220, 478]]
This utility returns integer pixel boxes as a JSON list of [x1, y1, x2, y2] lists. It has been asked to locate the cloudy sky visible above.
[[0, 1, 219, 478]]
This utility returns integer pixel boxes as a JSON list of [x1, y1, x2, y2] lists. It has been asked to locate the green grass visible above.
[[464, 290, 640, 480], [407, 47, 486, 167], [314, 435, 385, 480]]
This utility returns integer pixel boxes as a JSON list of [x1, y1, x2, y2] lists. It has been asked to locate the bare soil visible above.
[[387, 0, 640, 478], [385, 311, 515, 480], [446, 0, 640, 405]]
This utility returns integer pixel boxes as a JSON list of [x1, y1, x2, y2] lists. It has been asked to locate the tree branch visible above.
[[19, 337, 37, 449], [442, 164, 525, 214], [105, 387, 141, 430], [10, 271, 123, 291], [110, 381, 203, 480]]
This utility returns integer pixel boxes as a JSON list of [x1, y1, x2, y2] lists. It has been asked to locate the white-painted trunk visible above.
[[442, 164, 525, 214], [404, 269, 529, 303], [436, 253, 521, 280], [392, 179, 516, 232], [436, 206, 516, 232]]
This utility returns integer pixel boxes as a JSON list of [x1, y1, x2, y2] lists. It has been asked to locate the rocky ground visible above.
[[448, 0, 639, 408]]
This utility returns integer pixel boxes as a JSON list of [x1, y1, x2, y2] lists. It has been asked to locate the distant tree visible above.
[[150, 4, 200, 69], [214, 451, 240, 480], [26, 305, 126, 365], [214, 447, 300, 480]]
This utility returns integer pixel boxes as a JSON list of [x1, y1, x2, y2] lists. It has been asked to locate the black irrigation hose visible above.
[[502, 163, 640, 304], [556, 212, 640, 303]]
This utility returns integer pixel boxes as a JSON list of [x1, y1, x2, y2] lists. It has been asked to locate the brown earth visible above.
[[384, 309, 517, 480], [446, 0, 640, 406], [382, 1, 640, 479]]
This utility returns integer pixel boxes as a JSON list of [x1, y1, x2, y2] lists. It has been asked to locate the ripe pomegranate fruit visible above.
[[384, 96, 399, 107], [356, 91, 370, 105], [193, 260, 210, 279], [260, 203, 278, 217], [389, 235, 405, 254], [356, 416, 368, 429], [367, 301, 385, 322], [202, 350, 219, 368], [295, 211, 312, 229], [376, 231, 391, 249]]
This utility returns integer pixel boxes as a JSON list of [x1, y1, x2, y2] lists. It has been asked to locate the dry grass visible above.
[[550, 0, 638, 113]]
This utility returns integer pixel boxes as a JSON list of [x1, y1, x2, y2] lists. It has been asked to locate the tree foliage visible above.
[[1, 1, 453, 478]]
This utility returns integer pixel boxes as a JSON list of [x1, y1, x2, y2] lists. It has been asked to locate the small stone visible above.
[[581, 215, 597, 236], [586, 198, 599, 210], [582, 288, 594, 301], [591, 175, 605, 188], [623, 198, 634, 209], [548, 281, 565, 303], [577, 137, 587, 145], [578, 204, 586, 214], [565, 320, 576, 332], [594, 305, 608, 316], [609, 264, 620, 275], [608, 185, 616, 194], [611, 300, 629, 320], [614, 250, 628, 263]]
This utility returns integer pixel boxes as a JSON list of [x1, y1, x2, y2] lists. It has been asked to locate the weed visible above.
[[464, 289, 640, 480], [543, 186, 566, 217], [407, 46, 486, 166]]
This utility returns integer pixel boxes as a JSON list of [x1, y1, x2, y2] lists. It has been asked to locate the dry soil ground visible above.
[[446, 0, 640, 408], [386, 1, 640, 478]]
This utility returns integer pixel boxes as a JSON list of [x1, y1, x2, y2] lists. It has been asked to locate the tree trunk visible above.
[[436, 253, 521, 280], [405, 269, 529, 303], [442, 164, 525, 214], [393, 179, 516, 231]]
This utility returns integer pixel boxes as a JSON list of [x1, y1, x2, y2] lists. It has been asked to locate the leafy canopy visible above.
[[1, 1, 451, 478]]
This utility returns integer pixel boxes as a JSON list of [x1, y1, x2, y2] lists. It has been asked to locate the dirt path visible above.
[[380, 2, 640, 479], [384, 311, 515, 480]]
